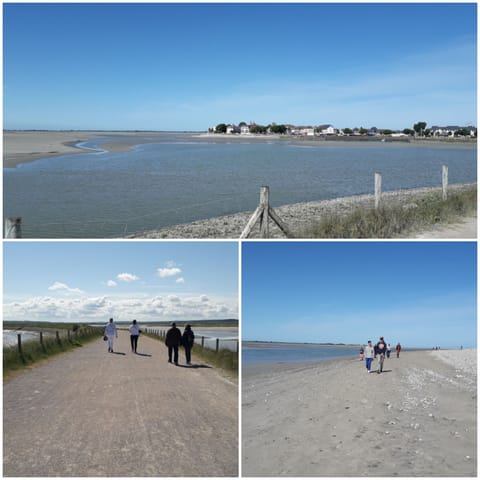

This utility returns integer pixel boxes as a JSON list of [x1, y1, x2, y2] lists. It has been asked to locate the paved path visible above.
[[4, 331, 238, 477]]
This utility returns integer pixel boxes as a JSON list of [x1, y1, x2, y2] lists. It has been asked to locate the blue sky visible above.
[[3, 3, 476, 131], [242, 242, 477, 348], [3, 241, 238, 323]]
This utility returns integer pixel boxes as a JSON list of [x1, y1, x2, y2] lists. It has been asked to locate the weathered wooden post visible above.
[[259, 186, 269, 238], [374, 172, 382, 209], [216, 338, 220, 353], [40, 331, 46, 352], [5, 217, 22, 238], [201, 336, 205, 348], [241, 186, 293, 239], [56, 331, 61, 346], [17, 334, 25, 362], [442, 165, 448, 200]]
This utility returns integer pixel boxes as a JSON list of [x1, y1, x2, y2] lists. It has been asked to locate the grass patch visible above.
[[145, 333, 238, 374], [301, 186, 476, 238], [3, 327, 102, 378]]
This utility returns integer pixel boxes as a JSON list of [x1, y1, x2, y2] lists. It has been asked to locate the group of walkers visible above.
[[103, 318, 195, 365], [359, 337, 402, 374]]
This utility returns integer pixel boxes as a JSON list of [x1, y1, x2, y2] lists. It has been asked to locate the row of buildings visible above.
[[211, 123, 477, 138]]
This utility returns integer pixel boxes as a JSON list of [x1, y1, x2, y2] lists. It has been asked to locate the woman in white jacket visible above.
[[104, 318, 118, 353]]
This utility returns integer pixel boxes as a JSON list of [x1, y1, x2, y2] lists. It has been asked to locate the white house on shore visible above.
[[431, 125, 476, 137], [318, 124, 336, 135]]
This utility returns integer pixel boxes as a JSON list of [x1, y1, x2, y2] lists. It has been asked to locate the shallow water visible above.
[[243, 343, 360, 365], [4, 134, 476, 238]]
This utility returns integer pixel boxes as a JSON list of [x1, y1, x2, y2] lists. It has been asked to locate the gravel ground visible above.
[[3, 331, 238, 477], [129, 183, 476, 239]]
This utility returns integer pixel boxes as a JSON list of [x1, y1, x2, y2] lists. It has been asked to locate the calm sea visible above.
[[4, 133, 476, 238], [3, 330, 40, 346], [243, 343, 360, 365]]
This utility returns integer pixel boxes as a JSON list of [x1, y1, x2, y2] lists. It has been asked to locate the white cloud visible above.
[[158, 267, 182, 278], [3, 292, 238, 323], [168, 295, 181, 303], [117, 273, 139, 283], [176, 277, 185, 284], [48, 281, 84, 295], [105, 280, 117, 287]]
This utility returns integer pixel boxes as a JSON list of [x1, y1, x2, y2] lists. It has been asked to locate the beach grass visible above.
[[3, 326, 102, 377], [300, 185, 476, 238], [145, 332, 238, 373]]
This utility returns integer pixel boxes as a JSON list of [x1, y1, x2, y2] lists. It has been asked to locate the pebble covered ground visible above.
[[129, 183, 475, 239]]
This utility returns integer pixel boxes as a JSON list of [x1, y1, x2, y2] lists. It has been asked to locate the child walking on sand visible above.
[[364, 340, 374, 373]]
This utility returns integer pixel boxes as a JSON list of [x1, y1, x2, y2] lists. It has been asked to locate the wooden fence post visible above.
[[56, 331, 61, 346], [259, 186, 269, 238], [216, 338, 220, 353], [201, 336, 205, 348], [40, 332, 46, 352], [17, 334, 25, 362], [442, 165, 448, 200], [5, 217, 22, 238], [241, 186, 293, 239], [374, 172, 382, 209]]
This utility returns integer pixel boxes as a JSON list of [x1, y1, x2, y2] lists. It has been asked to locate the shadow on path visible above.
[[177, 364, 212, 369]]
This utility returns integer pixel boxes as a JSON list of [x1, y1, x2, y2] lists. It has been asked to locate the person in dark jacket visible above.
[[165, 322, 182, 365], [182, 324, 195, 365], [375, 336, 387, 374]]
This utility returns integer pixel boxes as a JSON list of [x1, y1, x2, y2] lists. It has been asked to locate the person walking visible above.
[[129, 319, 140, 353], [386, 343, 392, 359], [396, 342, 402, 358], [182, 324, 195, 365], [165, 322, 182, 365], [375, 336, 387, 374], [364, 340, 375, 373], [104, 318, 118, 353]]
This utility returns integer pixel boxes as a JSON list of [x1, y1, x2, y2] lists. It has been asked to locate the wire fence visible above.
[[6, 166, 474, 239], [143, 328, 239, 353], [3, 326, 103, 365]]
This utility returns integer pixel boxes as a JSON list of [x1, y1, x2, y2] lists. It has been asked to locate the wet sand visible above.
[[3, 130, 177, 167], [242, 349, 476, 477]]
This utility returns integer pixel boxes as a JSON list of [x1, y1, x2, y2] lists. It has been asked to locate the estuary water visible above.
[[243, 342, 359, 365], [4, 133, 476, 238]]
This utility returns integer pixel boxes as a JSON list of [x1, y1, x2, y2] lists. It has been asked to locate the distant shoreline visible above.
[[244, 340, 361, 347], [4, 130, 476, 168]]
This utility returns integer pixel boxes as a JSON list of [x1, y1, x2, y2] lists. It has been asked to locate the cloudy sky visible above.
[[3, 241, 238, 323], [4, 3, 476, 131], [242, 242, 477, 348]]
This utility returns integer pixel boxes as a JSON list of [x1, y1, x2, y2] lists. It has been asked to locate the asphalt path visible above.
[[3, 330, 238, 477]]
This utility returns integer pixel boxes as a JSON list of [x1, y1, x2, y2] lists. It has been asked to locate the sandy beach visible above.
[[242, 349, 476, 476], [129, 183, 476, 239], [3, 130, 179, 168]]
